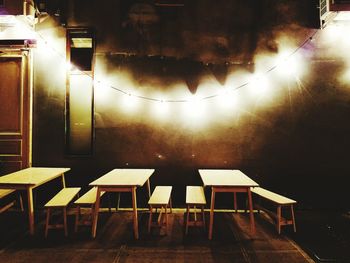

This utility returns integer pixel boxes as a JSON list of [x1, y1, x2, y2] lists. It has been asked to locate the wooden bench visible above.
[[0, 189, 23, 213], [185, 186, 206, 234], [44, 187, 81, 238], [148, 186, 172, 235], [74, 187, 109, 232], [251, 187, 296, 234]]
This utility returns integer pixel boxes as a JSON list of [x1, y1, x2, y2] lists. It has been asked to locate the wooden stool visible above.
[[74, 187, 108, 232], [148, 186, 172, 235], [185, 186, 206, 234], [44, 187, 80, 238]]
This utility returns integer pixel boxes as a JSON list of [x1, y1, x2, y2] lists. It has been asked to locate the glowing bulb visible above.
[[122, 93, 139, 111], [249, 73, 270, 95], [182, 95, 205, 119], [217, 88, 237, 109]]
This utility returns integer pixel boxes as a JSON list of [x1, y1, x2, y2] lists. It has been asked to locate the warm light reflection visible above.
[[183, 95, 206, 119], [122, 93, 139, 112], [94, 81, 110, 101], [340, 68, 350, 84], [249, 73, 270, 96], [217, 88, 237, 109], [152, 99, 170, 119]]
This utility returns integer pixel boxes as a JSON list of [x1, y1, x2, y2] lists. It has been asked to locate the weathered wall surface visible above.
[[32, 0, 350, 209]]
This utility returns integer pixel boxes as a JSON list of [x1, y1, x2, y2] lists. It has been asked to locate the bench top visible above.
[[251, 187, 296, 205], [186, 186, 206, 205], [0, 189, 15, 199], [148, 186, 172, 205], [45, 187, 81, 207], [74, 187, 105, 204]]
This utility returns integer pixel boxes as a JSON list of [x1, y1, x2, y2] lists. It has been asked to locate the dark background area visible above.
[[30, 0, 349, 214]]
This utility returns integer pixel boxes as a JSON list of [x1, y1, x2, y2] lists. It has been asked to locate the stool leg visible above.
[[148, 206, 153, 233], [291, 204, 296, 232], [63, 207, 68, 237], [169, 198, 173, 214], [45, 208, 50, 238], [185, 205, 190, 235]]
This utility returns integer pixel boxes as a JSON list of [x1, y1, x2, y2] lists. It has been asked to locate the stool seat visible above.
[[185, 186, 206, 234], [148, 186, 172, 235]]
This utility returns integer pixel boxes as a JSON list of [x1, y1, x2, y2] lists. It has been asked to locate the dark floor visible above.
[[0, 207, 318, 263]]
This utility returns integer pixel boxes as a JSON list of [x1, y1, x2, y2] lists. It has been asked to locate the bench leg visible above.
[[169, 198, 173, 214], [291, 204, 296, 232], [277, 205, 281, 234], [148, 206, 153, 233], [63, 207, 68, 237], [45, 208, 50, 238]]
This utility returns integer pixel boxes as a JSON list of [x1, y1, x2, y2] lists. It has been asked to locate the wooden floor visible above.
[[0, 209, 314, 263]]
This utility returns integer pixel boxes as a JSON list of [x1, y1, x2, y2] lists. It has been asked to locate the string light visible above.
[[34, 24, 319, 104]]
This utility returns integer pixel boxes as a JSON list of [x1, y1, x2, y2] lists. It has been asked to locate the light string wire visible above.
[[34, 20, 319, 103]]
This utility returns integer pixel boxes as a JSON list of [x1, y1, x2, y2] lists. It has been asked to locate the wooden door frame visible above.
[[0, 49, 32, 174]]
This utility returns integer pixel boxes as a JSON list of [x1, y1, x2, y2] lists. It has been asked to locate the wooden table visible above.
[[0, 167, 70, 235], [199, 169, 259, 240], [89, 168, 154, 239]]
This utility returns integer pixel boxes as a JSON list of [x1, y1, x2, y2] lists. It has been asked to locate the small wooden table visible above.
[[89, 168, 154, 239], [0, 167, 70, 235], [199, 169, 259, 240]]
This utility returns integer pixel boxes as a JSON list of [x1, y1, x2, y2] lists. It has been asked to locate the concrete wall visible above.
[[32, 0, 350, 209]]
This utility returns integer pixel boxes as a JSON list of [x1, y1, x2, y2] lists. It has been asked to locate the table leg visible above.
[[209, 187, 215, 240], [91, 187, 102, 238], [131, 186, 139, 239], [234, 192, 237, 212], [27, 187, 35, 235], [116, 193, 121, 211], [61, 174, 66, 188], [247, 187, 255, 235], [146, 179, 151, 198]]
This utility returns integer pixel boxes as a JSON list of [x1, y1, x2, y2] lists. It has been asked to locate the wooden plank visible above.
[[0, 189, 15, 199], [90, 169, 154, 187], [251, 187, 296, 205], [74, 187, 105, 204], [0, 140, 21, 155], [186, 186, 206, 205], [199, 169, 259, 187], [45, 187, 81, 207], [0, 167, 70, 187], [148, 186, 172, 205]]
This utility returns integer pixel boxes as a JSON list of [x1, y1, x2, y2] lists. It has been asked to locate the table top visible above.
[[0, 167, 70, 187], [199, 169, 259, 187], [89, 169, 155, 187]]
